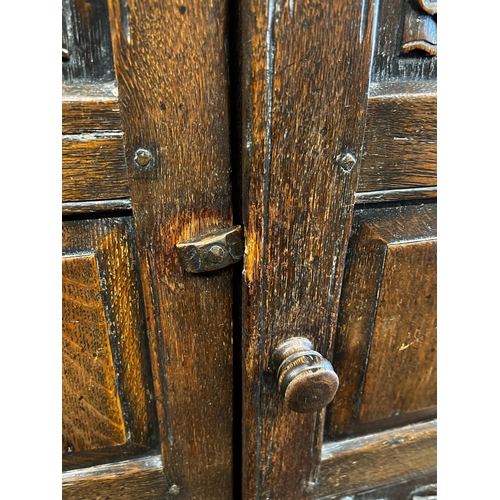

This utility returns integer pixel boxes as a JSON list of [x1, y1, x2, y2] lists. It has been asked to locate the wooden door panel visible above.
[[63, 253, 127, 452], [62, 217, 157, 471], [328, 203, 437, 439], [359, 240, 436, 422], [61, 0, 438, 496], [62, 0, 236, 495]]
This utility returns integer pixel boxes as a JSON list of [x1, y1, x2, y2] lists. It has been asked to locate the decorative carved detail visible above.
[[415, 0, 437, 16], [402, 0, 437, 56]]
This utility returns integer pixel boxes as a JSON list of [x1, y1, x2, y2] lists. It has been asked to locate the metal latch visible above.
[[176, 225, 244, 273]]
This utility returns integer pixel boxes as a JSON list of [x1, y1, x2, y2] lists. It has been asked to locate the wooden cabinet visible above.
[[62, 0, 436, 498]]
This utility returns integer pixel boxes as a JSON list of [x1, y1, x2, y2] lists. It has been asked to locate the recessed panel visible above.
[[63, 254, 126, 453], [358, 239, 437, 422], [62, 217, 157, 470], [328, 203, 436, 438]]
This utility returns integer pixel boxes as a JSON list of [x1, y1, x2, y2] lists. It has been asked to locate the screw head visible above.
[[204, 245, 228, 266], [339, 152, 357, 173], [168, 484, 180, 495], [134, 148, 153, 167]]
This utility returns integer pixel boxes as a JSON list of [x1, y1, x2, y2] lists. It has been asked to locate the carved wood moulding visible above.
[[402, 0, 437, 57]]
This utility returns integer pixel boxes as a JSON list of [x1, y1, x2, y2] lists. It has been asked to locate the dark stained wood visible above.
[[62, 0, 116, 84], [62, 218, 157, 469], [358, 81, 436, 193], [316, 420, 437, 498], [107, 0, 234, 496], [62, 133, 129, 203], [359, 241, 436, 422], [355, 186, 437, 204], [60, 0, 439, 496], [240, 0, 377, 497], [62, 199, 132, 216], [62, 83, 122, 134], [371, 0, 437, 82], [402, 0, 437, 56], [327, 469, 437, 500], [62, 455, 168, 500], [328, 203, 436, 438]]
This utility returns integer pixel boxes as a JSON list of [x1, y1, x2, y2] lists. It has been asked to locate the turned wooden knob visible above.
[[272, 337, 339, 413]]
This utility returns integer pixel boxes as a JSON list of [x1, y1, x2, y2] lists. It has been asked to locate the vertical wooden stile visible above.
[[107, 0, 234, 497], [240, 0, 377, 497]]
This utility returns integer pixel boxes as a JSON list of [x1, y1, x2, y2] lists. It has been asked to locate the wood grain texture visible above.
[[62, 218, 157, 469], [316, 420, 437, 499], [62, 443, 150, 471], [371, 0, 437, 82], [62, 83, 122, 134], [325, 469, 437, 500], [62, 455, 168, 499], [63, 254, 126, 453], [328, 203, 436, 439], [62, 133, 129, 203], [240, 0, 377, 497], [62, 0, 116, 84], [359, 241, 437, 422], [107, 0, 234, 497], [358, 81, 436, 193]]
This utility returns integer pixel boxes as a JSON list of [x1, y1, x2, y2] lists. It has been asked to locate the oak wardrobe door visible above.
[[62, 0, 235, 498], [238, 0, 437, 498]]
